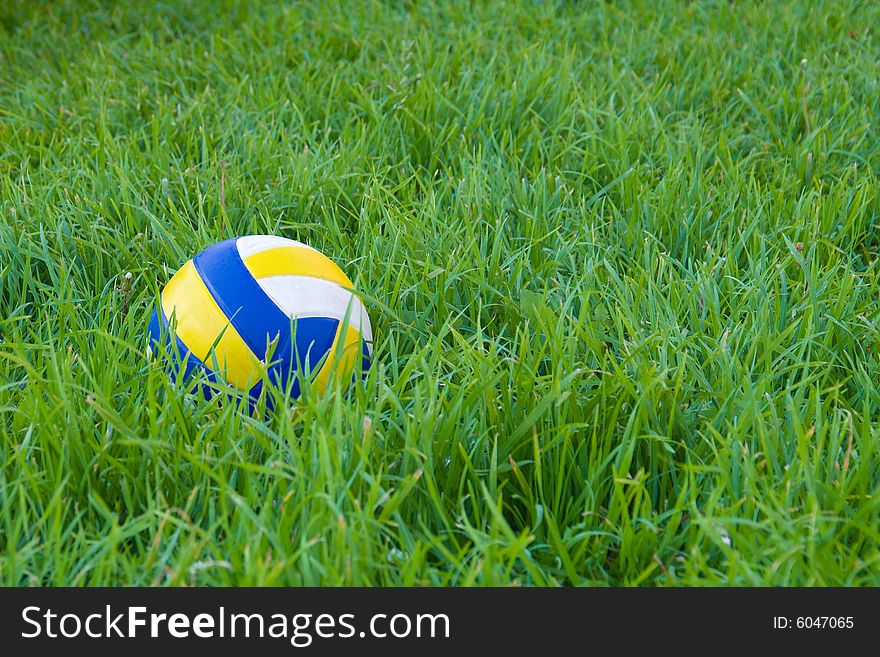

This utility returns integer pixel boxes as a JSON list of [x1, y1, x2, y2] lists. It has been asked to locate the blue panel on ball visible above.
[[192, 237, 337, 396], [247, 379, 270, 414], [285, 316, 338, 381], [193, 238, 292, 358], [361, 342, 372, 375]]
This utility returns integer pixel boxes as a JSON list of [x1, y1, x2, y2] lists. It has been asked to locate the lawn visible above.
[[1, 0, 878, 586]]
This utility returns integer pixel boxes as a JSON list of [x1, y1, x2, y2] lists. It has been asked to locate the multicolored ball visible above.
[[147, 235, 372, 404]]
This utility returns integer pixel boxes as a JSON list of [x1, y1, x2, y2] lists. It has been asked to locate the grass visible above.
[[0, 0, 878, 586]]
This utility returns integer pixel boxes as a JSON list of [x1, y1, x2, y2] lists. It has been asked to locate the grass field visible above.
[[1, 0, 879, 586]]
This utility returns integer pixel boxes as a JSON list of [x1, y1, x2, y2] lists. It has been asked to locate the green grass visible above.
[[1, 0, 878, 586]]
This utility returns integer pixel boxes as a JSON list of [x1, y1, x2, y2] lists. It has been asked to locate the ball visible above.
[[148, 235, 372, 404]]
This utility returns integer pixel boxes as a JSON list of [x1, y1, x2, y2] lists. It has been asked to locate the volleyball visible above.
[[147, 235, 372, 404]]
